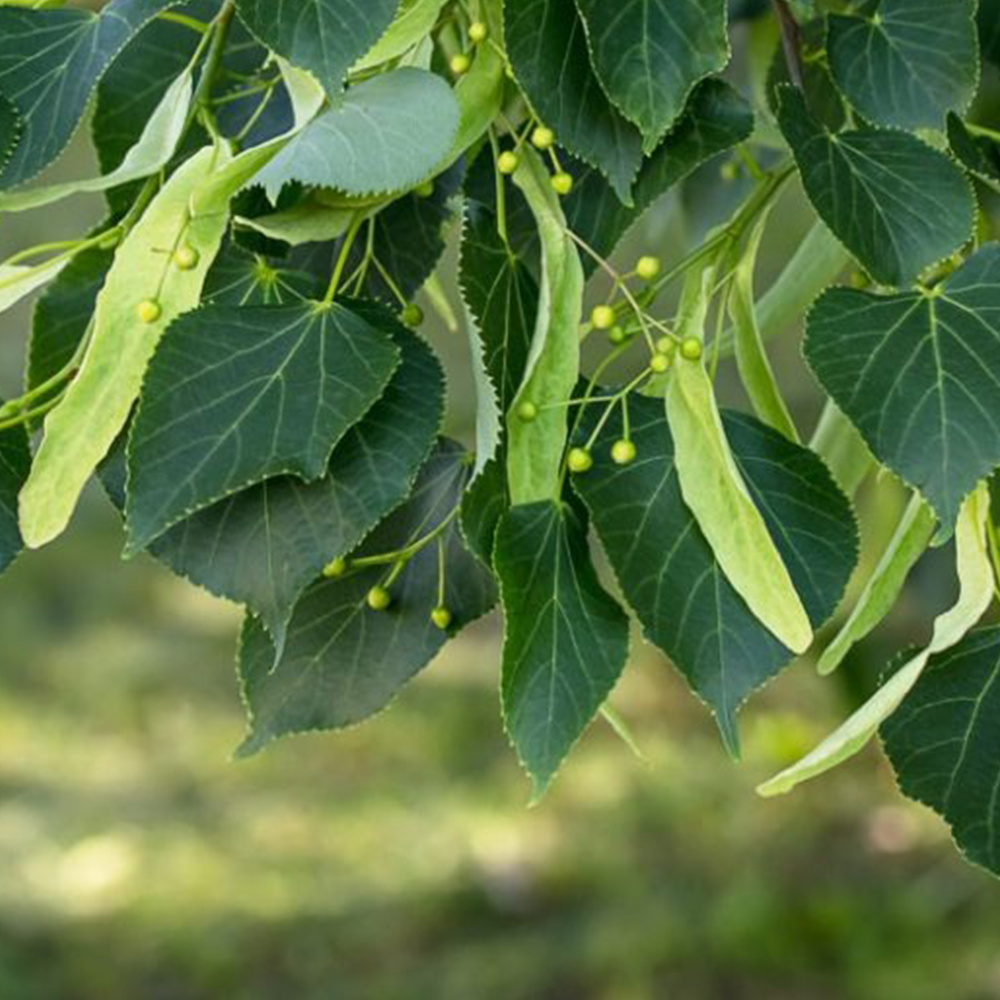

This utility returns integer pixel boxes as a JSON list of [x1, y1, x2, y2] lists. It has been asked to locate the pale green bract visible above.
[[0, 257, 71, 316], [352, 0, 449, 72], [18, 146, 235, 549], [506, 148, 584, 504], [0, 65, 192, 213], [666, 267, 813, 655], [817, 494, 936, 676], [759, 483, 994, 797]]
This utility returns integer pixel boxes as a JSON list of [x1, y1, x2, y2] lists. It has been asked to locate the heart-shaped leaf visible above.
[[125, 298, 401, 553], [776, 86, 974, 287], [235, 439, 496, 756], [805, 244, 1000, 532]]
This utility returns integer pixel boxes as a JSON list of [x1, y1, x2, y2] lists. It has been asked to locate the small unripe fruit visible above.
[[174, 245, 200, 270], [323, 557, 348, 578], [590, 304, 615, 330], [551, 172, 573, 196], [649, 353, 671, 374], [402, 303, 424, 327], [720, 161, 739, 182], [531, 125, 555, 150], [450, 52, 471, 75], [497, 150, 520, 175], [415, 179, 435, 198], [517, 401, 539, 422], [567, 447, 593, 473], [656, 336, 676, 356], [608, 325, 627, 345], [469, 21, 488, 43], [680, 337, 703, 361], [636, 255, 661, 281], [611, 439, 637, 465], [137, 299, 162, 324], [367, 585, 392, 611], [431, 606, 453, 630]]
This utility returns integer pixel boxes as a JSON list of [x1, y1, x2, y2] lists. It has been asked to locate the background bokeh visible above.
[[1, 19, 999, 1000]]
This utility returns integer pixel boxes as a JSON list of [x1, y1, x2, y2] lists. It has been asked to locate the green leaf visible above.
[[461, 185, 540, 419], [818, 494, 936, 676], [776, 85, 974, 287], [759, 483, 993, 797], [105, 313, 443, 649], [0, 66, 192, 213], [765, 19, 845, 133], [236, 199, 354, 246], [124, 299, 401, 554], [564, 79, 753, 272], [805, 244, 1000, 532], [0, 94, 19, 173], [574, 0, 730, 153], [352, 0, 448, 72], [0, 416, 30, 576], [979, 0, 1000, 66], [506, 148, 584, 505], [504, 0, 642, 204], [826, 0, 978, 130], [728, 213, 798, 442], [203, 244, 321, 306], [882, 626, 1000, 879], [947, 113, 1000, 194], [573, 396, 857, 753], [0, 0, 185, 189], [255, 68, 458, 199], [19, 145, 236, 550], [666, 269, 813, 655], [235, 439, 496, 756], [28, 246, 113, 393], [234, 0, 399, 94], [496, 500, 630, 798]]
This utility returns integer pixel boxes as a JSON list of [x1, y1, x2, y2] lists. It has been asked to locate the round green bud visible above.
[[323, 557, 348, 578], [497, 150, 520, 175], [567, 447, 593, 473], [401, 303, 424, 328], [450, 52, 471, 76], [611, 439, 637, 466], [367, 585, 392, 611], [551, 172, 574, 196], [649, 353, 671, 374], [590, 304, 615, 330], [531, 125, 555, 150], [608, 325, 627, 345], [517, 401, 539, 422], [656, 336, 676, 356], [174, 245, 200, 271], [137, 299, 162, 324], [680, 337, 703, 361], [469, 21, 488, 43], [636, 255, 661, 281], [415, 179, 435, 198], [720, 161, 739, 182], [431, 606, 453, 630]]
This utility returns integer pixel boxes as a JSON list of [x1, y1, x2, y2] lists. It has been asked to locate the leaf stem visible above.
[[323, 213, 366, 305]]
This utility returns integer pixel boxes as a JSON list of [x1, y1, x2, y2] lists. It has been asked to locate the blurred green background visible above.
[[2, 34, 1000, 1000]]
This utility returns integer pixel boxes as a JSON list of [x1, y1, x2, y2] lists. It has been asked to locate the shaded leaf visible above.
[[104, 312, 443, 648], [948, 113, 1000, 194], [125, 299, 401, 553], [0, 416, 30, 577], [203, 243, 321, 305], [573, 396, 857, 753], [236, 439, 496, 755], [0, 0, 185, 189], [805, 244, 1000, 532], [776, 85, 974, 287], [504, 0, 642, 203], [882, 626, 1000, 879], [496, 500, 630, 798], [235, 0, 399, 94], [827, 0, 978, 130], [574, 0, 730, 152]]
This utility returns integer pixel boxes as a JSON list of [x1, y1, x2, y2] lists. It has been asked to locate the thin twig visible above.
[[773, 1, 805, 92]]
